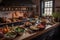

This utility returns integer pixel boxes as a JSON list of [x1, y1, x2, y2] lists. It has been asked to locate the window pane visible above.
[[49, 1, 53, 7], [44, 1, 53, 16], [45, 1, 53, 7], [45, 2, 48, 7], [44, 8, 52, 16]]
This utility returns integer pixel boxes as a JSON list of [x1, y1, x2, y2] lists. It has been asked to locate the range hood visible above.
[[0, 0, 34, 7]]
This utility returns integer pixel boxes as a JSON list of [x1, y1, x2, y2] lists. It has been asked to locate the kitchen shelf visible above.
[[0, 21, 24, 27]]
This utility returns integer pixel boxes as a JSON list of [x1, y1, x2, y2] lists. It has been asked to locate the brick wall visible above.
[[32, 0, 40, 16], [55, 0, 60, 12]]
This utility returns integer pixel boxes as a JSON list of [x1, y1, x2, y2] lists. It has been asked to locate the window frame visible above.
[[40, 0, 54, 16]]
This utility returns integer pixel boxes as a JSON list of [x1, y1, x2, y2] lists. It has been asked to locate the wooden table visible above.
[[14, 23, 60, 40]]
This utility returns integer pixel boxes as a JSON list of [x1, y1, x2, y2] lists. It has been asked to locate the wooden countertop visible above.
[[14, 23, 60, 40]]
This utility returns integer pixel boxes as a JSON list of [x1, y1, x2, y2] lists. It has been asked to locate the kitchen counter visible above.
[[13, 23, 59, 40]]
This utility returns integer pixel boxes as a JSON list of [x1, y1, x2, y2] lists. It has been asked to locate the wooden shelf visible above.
[[0, 21, 24, 27]]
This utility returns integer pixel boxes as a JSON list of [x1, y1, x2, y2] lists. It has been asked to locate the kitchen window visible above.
[[41, 0, 53, 16]]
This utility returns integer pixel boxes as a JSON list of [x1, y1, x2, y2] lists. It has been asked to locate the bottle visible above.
[[35, 18, 40, 26]]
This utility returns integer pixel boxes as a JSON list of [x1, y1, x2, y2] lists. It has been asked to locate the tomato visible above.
[[37, 24, 45, 28]]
